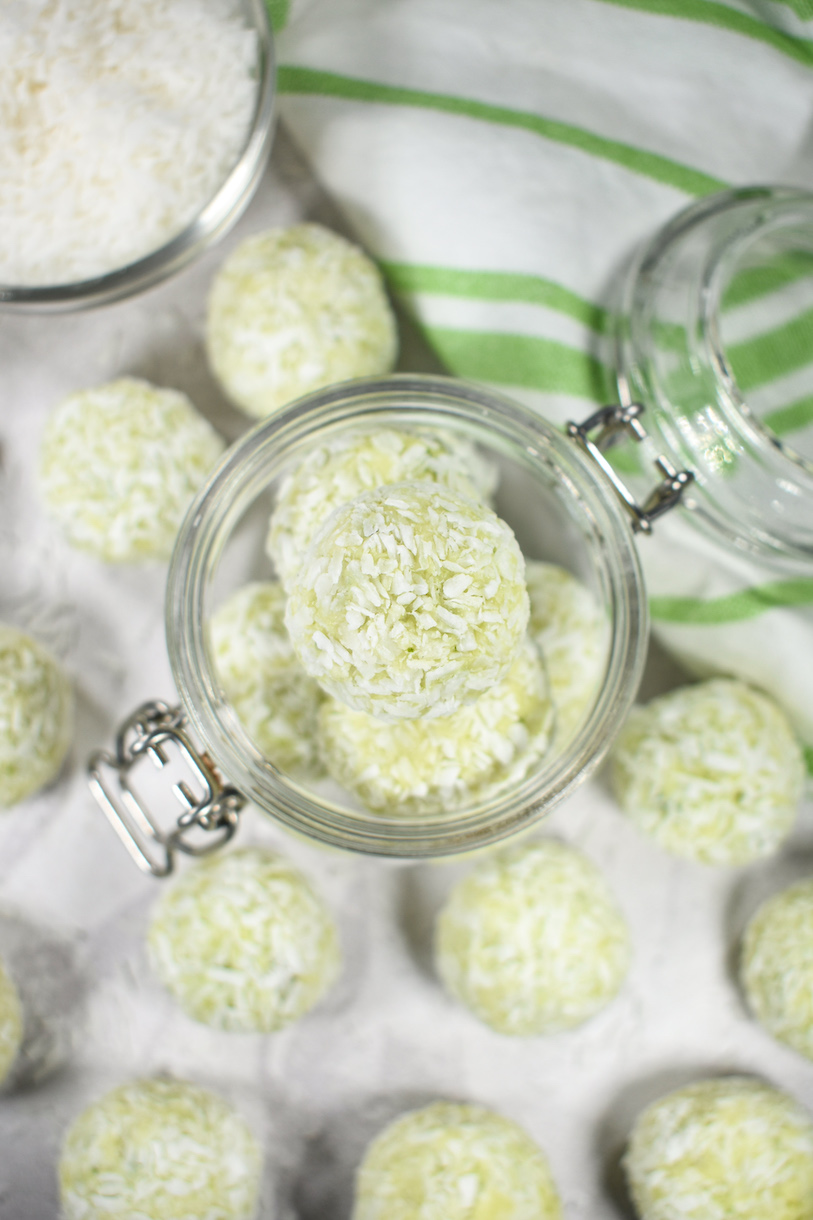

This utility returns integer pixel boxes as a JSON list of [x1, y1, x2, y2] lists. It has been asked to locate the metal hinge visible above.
[[567, 403, 694, 534], [88, 700, 246, 878]]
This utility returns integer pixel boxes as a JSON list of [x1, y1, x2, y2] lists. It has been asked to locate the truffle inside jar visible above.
[[284, 480, 530, 723]]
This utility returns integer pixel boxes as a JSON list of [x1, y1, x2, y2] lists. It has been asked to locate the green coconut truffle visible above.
[[209, 581, 324, 778], [286, 481, 529, 722], [39, 377, 225, 562], [266, 426, 497, 591], [352, 1101, 562, 1220], [741, 878, 813, 1061], [525, 560, 606, 740], [318, 639, 553, 816], [623, 1076, 813, 1220], [0, 958, 23, 1087], [206, 223, 398, 418], [609, 679, 804, 866], [59, 1077, 262, 1220], [435, 838, 630, 1035], [0, 624, 73, 808], [147, 848, 341, 1033]]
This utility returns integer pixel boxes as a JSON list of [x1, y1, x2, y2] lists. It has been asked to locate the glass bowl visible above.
[[0, 0, 275, 313], [165, 375, 649, 859]]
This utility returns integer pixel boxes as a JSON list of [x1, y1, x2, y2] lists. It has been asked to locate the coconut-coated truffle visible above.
[[435, 838, 630, 1035], [352, 1101, 562, 1220], [39, 377, 225, 562], [147, 848, 340, 1033], [623, 1076, 813, 1220], [318, 639, 552, 816], [0, 624, 73, 808], [206, 223, 398, 418], [609, 679, 804, 866], [266, 426, 497, 591], [0, 958, 22, 1087], [286, 481, 529, 722], [210, 581, 324, 778], [59, 1077, 263, 1220], [741, 879, 813, 1061], [525, 561, 606, 739]]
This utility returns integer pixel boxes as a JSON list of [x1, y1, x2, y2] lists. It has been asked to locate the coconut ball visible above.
[[0, 958, 22, 1088], [352, 1101, 562, 1220], [741, 878, 813, 1061], [609, 679, 805, 866], [286, 481, 529, 722], [206, 223, 398, 418], [267, 426, 498, 591], [210, 581, 324, 778], [39, 377, 225, 562], [0, 624, 73, 808], [435, 838, 630, 1035], [623, 1076, 813, 1220], [147, 848, 340, 1033], [525, 560, 606, 739], [59, 1077, 262, 1220], [318, 639, 553, 816]]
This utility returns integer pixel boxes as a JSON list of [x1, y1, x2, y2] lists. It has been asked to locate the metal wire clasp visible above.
[[88, 700, 246, 877], [567, 403, 694, 534]]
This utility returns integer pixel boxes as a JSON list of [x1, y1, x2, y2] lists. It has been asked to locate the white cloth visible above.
[[276, 0, 813, 754]]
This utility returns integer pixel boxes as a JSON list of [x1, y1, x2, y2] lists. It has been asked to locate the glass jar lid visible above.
[[616, 185, 813, 570]]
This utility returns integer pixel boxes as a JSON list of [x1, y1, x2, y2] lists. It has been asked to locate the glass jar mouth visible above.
[[166, 375, 648, 858], [0, 0, 276, 313], [616, 185, 813, 567]]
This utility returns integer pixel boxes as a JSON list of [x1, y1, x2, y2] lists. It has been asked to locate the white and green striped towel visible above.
[[272, 0, 813, 764]]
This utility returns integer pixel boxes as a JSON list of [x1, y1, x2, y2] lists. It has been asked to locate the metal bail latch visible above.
[[88, 700, 246, 878], [566, 403, 694, 534]]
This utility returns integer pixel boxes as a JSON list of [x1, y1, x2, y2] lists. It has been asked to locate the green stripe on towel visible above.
[[381, 262, 609, 333], [277, 66, 726, 196], [592, 0, 813, 64], [650, 579, 813, 623], [726, 304, 813, 391], [422, 325, 607, 400], [763, 394, 813, 436]]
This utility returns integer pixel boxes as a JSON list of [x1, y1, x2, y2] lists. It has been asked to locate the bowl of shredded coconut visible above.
[[0, 0, 275, 309]]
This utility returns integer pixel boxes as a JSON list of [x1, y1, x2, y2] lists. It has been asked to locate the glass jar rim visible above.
[[166, 374, 648, 858], [0, 0, 276, 313]]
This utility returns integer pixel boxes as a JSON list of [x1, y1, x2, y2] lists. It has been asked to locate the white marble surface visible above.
[[0, 127, 812, 1219]]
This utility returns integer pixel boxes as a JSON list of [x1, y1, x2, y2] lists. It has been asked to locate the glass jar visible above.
[[615, 185, 813, 569], [92, 376, 657, 868]]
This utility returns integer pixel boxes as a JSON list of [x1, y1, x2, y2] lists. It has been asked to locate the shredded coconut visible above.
[[209, 581, 324, 778], [318, 639, 552, 816], [285, 481, 529, 721], [352, 1101, 562, 1220], [147, 848, 341, 1033], [623, 1077, 813, 1220], [0, 623, 73, 808], [0, 0, 258, 286], [741, 879, 813, 1062], [59, 1077, 262, 1220], [609, 679, 805, 866], [0, 958, 22, 1088], [39, 377, 225, 563], [266, 427, 498, 591], [206, 223, 398, 417], [525, 561, 607, 741], [434, 838, 631, 1036]]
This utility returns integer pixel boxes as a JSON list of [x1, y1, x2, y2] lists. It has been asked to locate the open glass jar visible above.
[[92, 376, 666, 869]]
